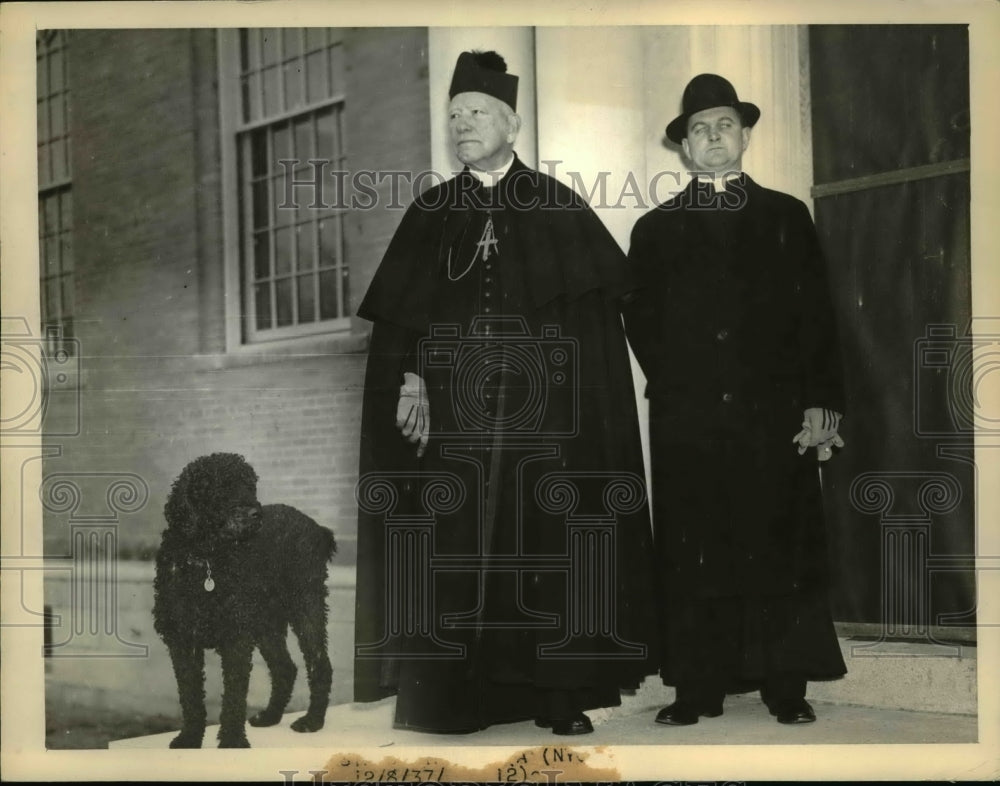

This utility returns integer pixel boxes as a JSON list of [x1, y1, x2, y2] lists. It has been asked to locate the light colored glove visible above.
[[396, 372, 429, 458], [792, 407, 844, 461]]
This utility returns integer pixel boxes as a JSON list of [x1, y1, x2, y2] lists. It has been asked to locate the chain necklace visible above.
[[182, 555, 215, 592], [447, 211, 499, 282], [202, 562, 215, 592]]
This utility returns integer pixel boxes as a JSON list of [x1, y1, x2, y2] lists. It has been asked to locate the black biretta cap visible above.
[[449, 50, 518, 111]]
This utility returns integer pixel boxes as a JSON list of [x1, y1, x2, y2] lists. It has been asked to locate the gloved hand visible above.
[[792, 407, 844, 462], [396, 372, 429, 457]]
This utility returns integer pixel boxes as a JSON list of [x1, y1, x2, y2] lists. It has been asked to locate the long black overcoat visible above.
[[624, 175, 845, 602], [354, 158, 659, 730]]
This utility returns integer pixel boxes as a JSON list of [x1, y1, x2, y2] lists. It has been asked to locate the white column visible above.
[[534, 27, 647, 253], [427, 28, 537, 178], [534, 27, 652, 495]]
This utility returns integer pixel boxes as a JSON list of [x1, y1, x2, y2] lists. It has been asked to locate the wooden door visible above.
[[809, 25, 974, 639]]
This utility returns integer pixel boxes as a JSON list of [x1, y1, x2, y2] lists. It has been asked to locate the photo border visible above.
[[2, 0, 998, 781]]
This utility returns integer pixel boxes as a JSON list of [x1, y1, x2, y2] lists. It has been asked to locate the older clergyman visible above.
[[624, 73, 847, 727], [354, 50, 658, 736]]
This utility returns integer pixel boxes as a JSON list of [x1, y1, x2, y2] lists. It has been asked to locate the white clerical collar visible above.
[[695, 171, 742, 192], [468, 155, 515, 188]]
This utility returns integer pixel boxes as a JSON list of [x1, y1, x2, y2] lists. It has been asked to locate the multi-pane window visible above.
[[235, 28, 349, 343], [37, 30, 74, 354]]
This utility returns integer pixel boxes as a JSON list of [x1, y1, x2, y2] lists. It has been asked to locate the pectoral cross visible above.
[[476, 216, 499, 261]]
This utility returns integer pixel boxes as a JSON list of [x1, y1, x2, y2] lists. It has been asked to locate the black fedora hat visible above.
[[665, 73, 760, 144]]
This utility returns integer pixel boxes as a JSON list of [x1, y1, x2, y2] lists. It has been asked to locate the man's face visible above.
[[681, 106, 751, 174], [448, 91, 519, 172]]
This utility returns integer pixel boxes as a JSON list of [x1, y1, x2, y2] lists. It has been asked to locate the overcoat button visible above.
[[722, 392, 734, 403]]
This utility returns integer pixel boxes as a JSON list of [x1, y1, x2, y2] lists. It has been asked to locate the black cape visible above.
[[624, 175, 847, 689], [354, 157, 659, 731]]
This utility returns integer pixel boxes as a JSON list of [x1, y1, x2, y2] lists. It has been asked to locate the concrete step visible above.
[[614, 637, 977, 717], [807, 636, 976, 714], [110, 691, 976, 751], [110, 636, 978, 751], [106, 613, 982, 779], [46, 559, 977, 723]]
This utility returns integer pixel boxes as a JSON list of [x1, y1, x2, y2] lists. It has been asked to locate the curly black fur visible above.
[[153, 453, 337, 749]]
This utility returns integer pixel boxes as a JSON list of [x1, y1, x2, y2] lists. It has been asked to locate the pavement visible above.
[[112, 689, 976, 749], [92, 561, 992, 779], [103, 592, 990, 780]]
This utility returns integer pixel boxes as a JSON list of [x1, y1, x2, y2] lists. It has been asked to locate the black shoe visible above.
[[534, 713, 594, 735], [769, 698, 816, 724], [654, 700, 724, 726]]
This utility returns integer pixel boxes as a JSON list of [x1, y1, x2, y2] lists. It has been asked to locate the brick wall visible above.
[[71, 29, 203, 357], [343, 28, 431, 327], [41, 28, 431, 559]]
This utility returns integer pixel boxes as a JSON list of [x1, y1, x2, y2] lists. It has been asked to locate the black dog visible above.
[[153, 453, 337, 748]]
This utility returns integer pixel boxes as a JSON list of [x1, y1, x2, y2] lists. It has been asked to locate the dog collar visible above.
[[178, 555, 215, 592]]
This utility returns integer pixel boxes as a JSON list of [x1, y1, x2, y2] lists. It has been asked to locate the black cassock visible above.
[[624, 175, 847, 697], [354, 157, 659, 732]]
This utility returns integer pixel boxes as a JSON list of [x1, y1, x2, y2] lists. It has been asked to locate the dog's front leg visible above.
[[167, 642, 207, 748], [217, 638, 254, 748]]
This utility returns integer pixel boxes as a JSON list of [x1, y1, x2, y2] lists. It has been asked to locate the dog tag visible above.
[[204, 577, 215, 592]]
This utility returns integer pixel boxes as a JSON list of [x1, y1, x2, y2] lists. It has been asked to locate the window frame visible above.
[[37, 29, 75, 356], [218, 28, 351, 353]]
